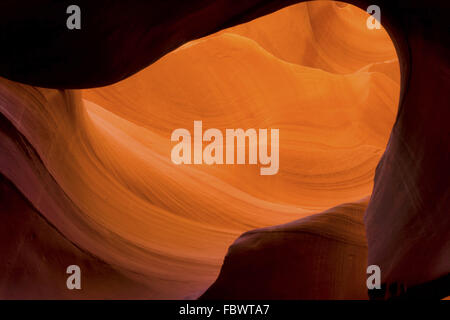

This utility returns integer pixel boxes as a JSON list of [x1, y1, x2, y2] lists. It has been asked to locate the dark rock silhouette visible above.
[[201, 199, 370, 299]]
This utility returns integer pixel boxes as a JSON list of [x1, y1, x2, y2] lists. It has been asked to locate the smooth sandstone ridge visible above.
[[0, 0, 448, 299]]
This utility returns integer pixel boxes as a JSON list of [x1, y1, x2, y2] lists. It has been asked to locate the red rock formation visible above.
[[201, 198, 370, 299], [0, 0, 405, 88], [0, 176, 155, 299], [0, 115, 154, 299], [0, 2, 403, 299], [0, 0, 448, 300]]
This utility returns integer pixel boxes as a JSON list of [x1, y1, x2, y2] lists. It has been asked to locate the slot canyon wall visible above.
[[0, 0, 448, 299]]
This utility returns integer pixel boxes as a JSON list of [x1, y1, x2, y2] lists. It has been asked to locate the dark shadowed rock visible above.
[[201, 199, 369, 299]]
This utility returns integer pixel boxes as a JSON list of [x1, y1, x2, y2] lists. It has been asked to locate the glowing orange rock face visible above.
[[0, 2, 400, 298], [83, 2, 400, 210], [79, 2, 399, 298]]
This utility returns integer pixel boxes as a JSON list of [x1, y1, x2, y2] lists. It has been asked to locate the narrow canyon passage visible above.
[[1, 0, 448, 300]]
